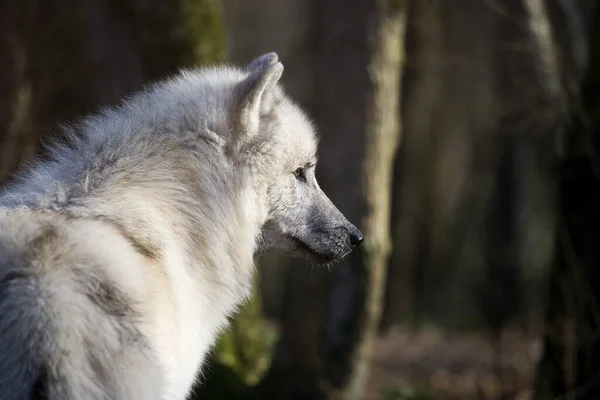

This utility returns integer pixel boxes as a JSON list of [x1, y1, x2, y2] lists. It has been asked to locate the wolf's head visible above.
[[227, 53, 363, 265]]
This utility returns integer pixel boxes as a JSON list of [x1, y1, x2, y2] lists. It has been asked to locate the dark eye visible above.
[[294, 167, 305, 180]]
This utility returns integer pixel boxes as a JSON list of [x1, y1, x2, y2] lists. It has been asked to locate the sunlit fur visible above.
[[0, 53, 361, 399]]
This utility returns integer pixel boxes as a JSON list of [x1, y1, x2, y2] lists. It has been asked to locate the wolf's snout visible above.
[[349, 228, 364, 248]]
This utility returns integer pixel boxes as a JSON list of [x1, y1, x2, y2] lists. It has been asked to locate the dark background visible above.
[[1, 1, 599, 399]]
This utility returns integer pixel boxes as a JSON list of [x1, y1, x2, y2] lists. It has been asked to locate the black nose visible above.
[[350, 229, 364, 247]]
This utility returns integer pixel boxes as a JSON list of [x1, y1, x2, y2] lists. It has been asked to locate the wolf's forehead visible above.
[[287, 127, 317, 165], [275, 101, 318, 160], [297, 128, 318, 161]]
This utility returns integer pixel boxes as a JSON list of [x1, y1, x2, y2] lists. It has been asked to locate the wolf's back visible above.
[[0, 247, 49, 399], [0, 209, 162, 400]]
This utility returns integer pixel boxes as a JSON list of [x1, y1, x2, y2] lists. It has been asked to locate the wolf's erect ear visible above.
[[243, 52, 279, 73], [233, 53, 283, 138]]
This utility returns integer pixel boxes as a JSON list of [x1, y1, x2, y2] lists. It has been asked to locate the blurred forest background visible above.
[[1, 0, 600, 399]]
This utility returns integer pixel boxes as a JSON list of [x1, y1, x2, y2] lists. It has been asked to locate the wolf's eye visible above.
[[294, 167, 305, 180]]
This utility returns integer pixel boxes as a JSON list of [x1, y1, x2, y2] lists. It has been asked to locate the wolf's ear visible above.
[[243, 52, 279, 73], [233, 53, 283, 138]]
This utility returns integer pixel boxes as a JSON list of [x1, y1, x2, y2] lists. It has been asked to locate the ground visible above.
[[366, 327, 541, 400]]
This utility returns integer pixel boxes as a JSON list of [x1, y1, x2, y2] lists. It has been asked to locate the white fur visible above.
[[0, 53, 361, 399]]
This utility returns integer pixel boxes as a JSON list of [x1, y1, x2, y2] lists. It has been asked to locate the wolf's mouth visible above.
[[289, 235, 339, 265]]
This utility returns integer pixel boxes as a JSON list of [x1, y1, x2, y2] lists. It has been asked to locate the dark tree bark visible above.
[[380, 0, 439, 330], [382, 0, 503, 330], [341, 3, 404, 398], [534, 1, 600, 397]]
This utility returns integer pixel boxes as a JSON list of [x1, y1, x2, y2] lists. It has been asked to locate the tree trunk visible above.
[[534, 1, 600, 397], [383, 0, 504, 330], [380, 0, 436, 330], [341, 1, 404, 397]]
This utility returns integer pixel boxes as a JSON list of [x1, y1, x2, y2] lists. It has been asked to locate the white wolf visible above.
[[0, 53, 363, 399]]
